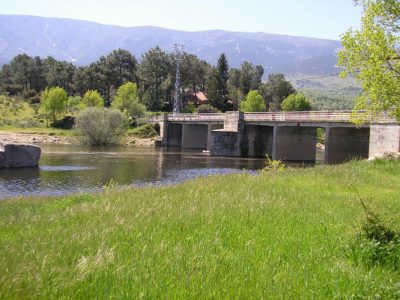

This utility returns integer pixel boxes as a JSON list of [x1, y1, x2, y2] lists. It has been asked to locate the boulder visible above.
[[0, 144, 41, 168]]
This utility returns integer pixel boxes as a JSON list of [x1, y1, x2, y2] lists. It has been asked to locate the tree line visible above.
[[0, 47, 305, 112]]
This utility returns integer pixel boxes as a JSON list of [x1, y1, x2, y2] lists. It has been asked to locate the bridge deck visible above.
[[150, 111, 394, 124]]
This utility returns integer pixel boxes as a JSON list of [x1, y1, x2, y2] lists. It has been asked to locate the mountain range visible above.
[[0, 15, 342, 76]]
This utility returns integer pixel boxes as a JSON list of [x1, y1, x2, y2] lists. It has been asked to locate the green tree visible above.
[[137, 46, 174, 111], [112, 82, 146, 121], [338, 0, 400, 122], [82, 90, 104, 108], [281, 94, 312, 111], [240, 90, 266, 112], [239, 61, 264, 96], [40, 86, 68, 125], [227, 68, 243, 110], [207, 53, 230, 111], [260, 74, 296, 111]]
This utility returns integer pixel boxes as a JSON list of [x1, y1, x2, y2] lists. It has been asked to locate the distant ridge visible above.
[[0, 15, 341, 76]]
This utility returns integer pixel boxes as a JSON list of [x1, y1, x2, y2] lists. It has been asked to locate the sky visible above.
[[0, 0, 362, 40]]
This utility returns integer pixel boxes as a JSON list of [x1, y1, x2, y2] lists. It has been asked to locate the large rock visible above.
[[0, 144, 41, 168]]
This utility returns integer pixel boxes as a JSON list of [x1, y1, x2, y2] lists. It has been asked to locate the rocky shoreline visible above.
[[0, 132, 156, 147]]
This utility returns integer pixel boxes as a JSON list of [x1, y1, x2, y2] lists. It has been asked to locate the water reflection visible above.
[[0, 145, 269, 199]]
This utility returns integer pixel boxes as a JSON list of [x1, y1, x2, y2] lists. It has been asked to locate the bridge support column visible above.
[[369, 124, 400, 158], [242, 125, 274, 157], [273, 126, 317, 162], [182, 124, 209, 149], [207, 124, 224, 151], [325, 127, 370, 164], [166, 123, 182, 147]]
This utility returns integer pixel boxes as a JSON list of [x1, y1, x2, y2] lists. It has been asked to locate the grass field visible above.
[[0, 159, 399, 298]]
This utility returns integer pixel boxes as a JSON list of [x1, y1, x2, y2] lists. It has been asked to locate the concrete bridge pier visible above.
[[241, 125, 274, 157], [272, 126, 317, 162], [182, 124, 208, 149], [324, 127, 370, 164], [165, 123, 182, 147]]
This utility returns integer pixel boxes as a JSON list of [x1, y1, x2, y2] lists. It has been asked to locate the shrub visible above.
[[181, 102, 196, 113], [347, 199, 400, 271], [281, 94, 312, 111], [75, 108, 126, 145], [53, 116, 75, 129], [131, 124, 158, 138], [196, 104, 219, 113]]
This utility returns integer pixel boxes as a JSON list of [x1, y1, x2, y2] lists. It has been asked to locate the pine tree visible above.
[[207, 53, 229, 111]]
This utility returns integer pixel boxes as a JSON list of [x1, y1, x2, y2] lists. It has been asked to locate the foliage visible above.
[[259, 74, 296, 111], [66, 95, 81, 113], [112, 82, 146, 120], [347, 195, 400, 271], [281, 93, 312, 111], [137, 46, 174, 111], [262, 155, 286, 172], [181, 101, 196, 113], [338, 0, 400, 123], [207, 53, 230, 111], [40, 86, 68, 125], [129, 124, 158, 138], [240, 90, 266, 112], [196, 104, 219, 113], [82, 90, 104, 108], [75, 108, 126, 145]]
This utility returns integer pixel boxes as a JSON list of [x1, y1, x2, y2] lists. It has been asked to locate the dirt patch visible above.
[[124, 135, 157, 147], [0, 133, 73, 145]]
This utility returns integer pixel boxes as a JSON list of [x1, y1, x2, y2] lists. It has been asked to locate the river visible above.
[[0, 145, 324, 200]]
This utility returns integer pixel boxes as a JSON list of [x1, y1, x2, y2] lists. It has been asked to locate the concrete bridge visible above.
[[150, 111, 399, 164]]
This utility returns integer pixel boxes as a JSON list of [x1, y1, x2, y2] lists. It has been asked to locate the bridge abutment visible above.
[[369, 124, 400, 158], [325, 127, 370, 164]]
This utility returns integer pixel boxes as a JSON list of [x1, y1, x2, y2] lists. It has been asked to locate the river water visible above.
[[0, 145, 271, 199], [0, 145, 324, 200]]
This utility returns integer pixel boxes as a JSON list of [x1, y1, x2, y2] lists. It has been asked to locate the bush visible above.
[[53, 116, 75, 129], [181, 102, 196, 113], [196, 104, 219, 113], [131, 124, 158, 138], [75, 108, 126, 145], [347, 200, 400, 271], [281, 94, 312, 111]]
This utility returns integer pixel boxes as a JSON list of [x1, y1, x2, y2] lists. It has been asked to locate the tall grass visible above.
[[0, 159, 399, 298]]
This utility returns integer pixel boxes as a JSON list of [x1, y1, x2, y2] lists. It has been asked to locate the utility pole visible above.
[[173, 43, 185, 115]]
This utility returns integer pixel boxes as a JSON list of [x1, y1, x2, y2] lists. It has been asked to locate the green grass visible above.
[[127, 124, 158, 138], [0, 126, 74, 136], [0, 95, 35, 121], [1, 160, 400, 298]]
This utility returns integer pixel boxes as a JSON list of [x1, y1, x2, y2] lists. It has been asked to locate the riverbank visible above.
[[0, 159, 399, 298], [0, 128, 157, 146]]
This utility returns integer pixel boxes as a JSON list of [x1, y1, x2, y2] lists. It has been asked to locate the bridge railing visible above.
[[149, 111, 395, 124], [243, 110, 358, 123], [149, 113, 225, 122]]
